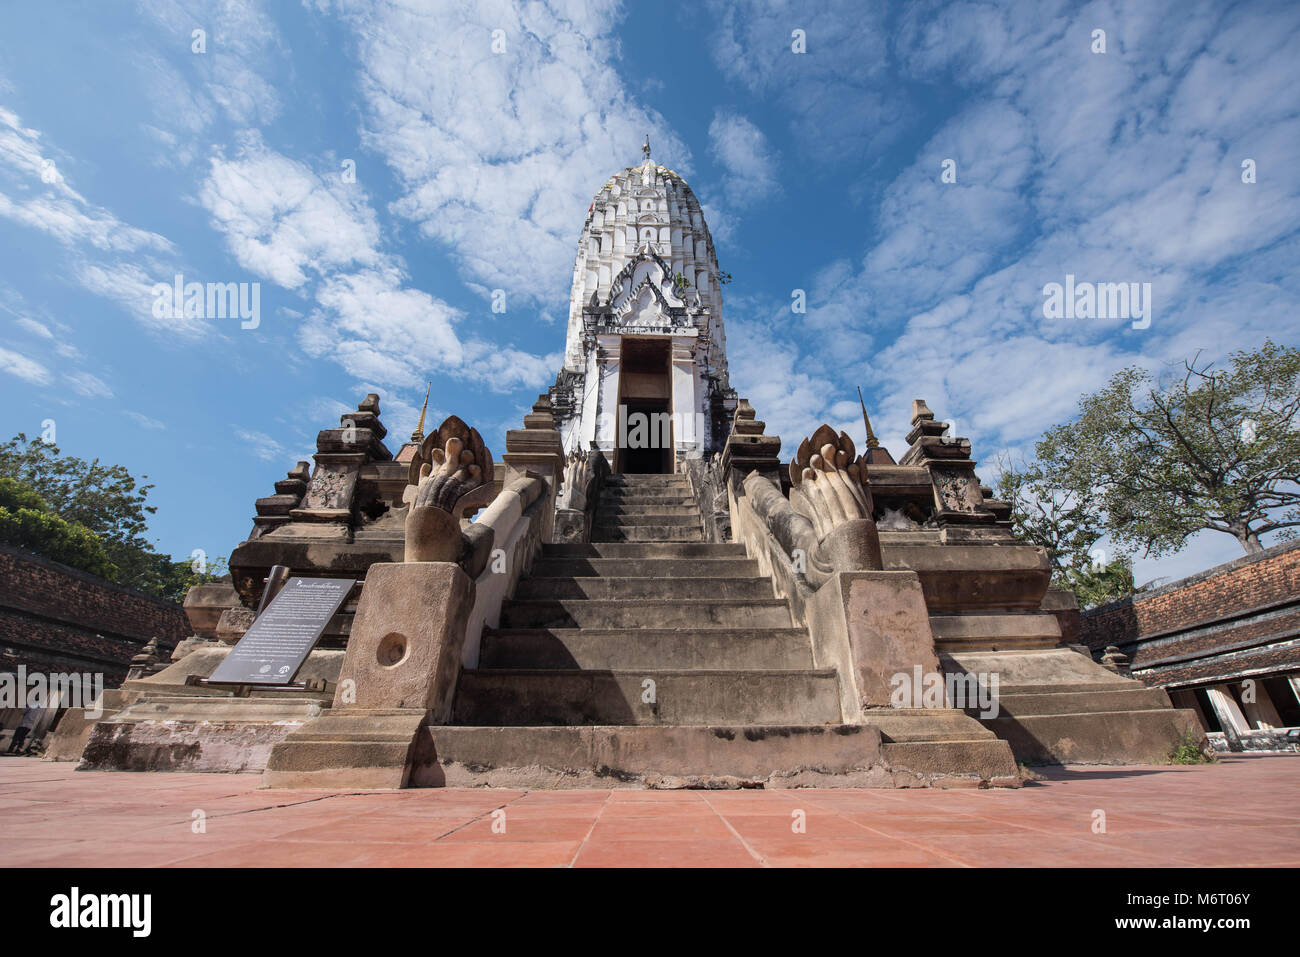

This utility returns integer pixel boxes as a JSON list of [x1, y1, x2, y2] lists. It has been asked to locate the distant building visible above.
[[1081, 539, 1300, 752]]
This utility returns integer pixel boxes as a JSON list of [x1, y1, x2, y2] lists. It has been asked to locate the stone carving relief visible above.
[[932, 467, 981, 513], [301, 465, 355, 511], [556, 449, 592, 511]]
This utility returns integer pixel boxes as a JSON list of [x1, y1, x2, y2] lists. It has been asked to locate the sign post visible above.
[[205, 577, 355, 687]]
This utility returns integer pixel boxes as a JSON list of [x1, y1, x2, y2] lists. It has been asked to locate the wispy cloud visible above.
[[0, 346, 51, 386], [708, 109, 780, 208]]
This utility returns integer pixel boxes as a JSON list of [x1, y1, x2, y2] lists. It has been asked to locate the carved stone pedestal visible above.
[[263, 562, 475, 788], [808, 570, 942, 713]]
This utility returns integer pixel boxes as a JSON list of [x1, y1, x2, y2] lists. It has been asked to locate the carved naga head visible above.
[[404, 415, 494, 517], [788, 424, 875, 540]]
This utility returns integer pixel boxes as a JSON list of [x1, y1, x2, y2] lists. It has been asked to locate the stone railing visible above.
[[721, 401, 942, 721], [461, 475, 548, 668], [263, 400, 565, 788]]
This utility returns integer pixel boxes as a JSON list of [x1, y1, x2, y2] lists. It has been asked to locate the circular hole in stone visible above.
[[377, 632, 408, 668]]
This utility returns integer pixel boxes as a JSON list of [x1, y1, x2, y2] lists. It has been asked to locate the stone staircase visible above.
[[425, 473, 1019, 788], [591, 472, 706, 543], [945, 647, 1202, 765]]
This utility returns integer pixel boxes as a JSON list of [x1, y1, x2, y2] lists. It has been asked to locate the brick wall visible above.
[[1080, 539, 1300, 685], [0, 543, 189, 685], [1082, 539, 1300, 647]]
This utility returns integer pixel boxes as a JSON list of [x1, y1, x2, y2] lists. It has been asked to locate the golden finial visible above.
[[858, 386, 880, 449], [410, 382, 431, 443]]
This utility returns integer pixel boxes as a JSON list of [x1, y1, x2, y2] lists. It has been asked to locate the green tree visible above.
[[1062, 555, 1136, 610], [994, 456, 1134, 609], [0, 476, 118, 579], [0, 434, 205, 599], [1036, 340, 1300, 556], [995, 454, 1108, 578]]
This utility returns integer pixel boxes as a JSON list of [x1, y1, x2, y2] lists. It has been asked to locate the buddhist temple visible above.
[[56, 146, 1203, 789]]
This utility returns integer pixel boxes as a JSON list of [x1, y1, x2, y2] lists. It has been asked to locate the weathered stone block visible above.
[[333, 562, 475, 719], [811, 570, 941, 711]]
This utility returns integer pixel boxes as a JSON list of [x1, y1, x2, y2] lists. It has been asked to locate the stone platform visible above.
[[1, 755, 1296, 867]]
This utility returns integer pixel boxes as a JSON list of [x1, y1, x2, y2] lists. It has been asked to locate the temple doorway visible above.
[[616, 338, 672, 474]]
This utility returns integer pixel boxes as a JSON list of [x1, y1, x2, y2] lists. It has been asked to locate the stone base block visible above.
[[43, 690, 125, 762], [881, 741, 1022, 788], [944, 647, 1206, 764], [262, 709, 433, 789], [400, 722, 1020, 789], [987, 709, 1205, 765], [422, 724, 890, 789], [810, 570, 941, 710], [78, 696, 325, 773]]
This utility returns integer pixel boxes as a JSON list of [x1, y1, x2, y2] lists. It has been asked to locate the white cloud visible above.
[[199, 134, 383, 289], [125, 411, 167, 431], [301, 265, 464, 389], [0, 346, 51, 385], [197, 130, 557, 395], [75, 261, 209, 339], [328, 0, 693, 306], [138, 0, 282, 128], [233, 427, 287, 462], [0, 108, 174, 254], [65, 371, 113, 399], [709, 0, 904, 162], [766, 0, 1300, 472], [708, 110, 780, 208], [14, 317, 53, 339]]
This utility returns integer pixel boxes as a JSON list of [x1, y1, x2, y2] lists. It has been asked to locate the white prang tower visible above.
[[549, 137, 736, 473]]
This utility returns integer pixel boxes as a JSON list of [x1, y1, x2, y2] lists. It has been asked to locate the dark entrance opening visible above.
[[620, 399, 672, 473], [616, 338, 672, 474]]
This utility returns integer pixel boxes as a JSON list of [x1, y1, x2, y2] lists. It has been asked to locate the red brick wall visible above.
[[0, 544, 189, 684], [1081, 539, 1300, 649]]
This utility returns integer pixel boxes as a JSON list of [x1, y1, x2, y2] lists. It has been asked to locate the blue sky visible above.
[[1, 0, 1297, 585]]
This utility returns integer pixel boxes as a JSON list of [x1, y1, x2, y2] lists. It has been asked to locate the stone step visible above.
[[592, 512, 702, 527], [986, 687, 1172, 717], [591, 525, 704, 542], [513, 576, 773, 601], [422, 724, 894, 788], [599, 489, 693, 498], [595, 501, 702, 514], [604, 474, 692, 487], [451, 669, 842, 726], [861, 708, 1002, 743], [262, 708, 432, 789], [597, 500, 698, 512], [101, 695, 328, 723], [498, 597, 793, 629], [544, 542, 748, 559], [479, 627, 813, 670], [530, 557, 762, 579], [880, 739, 1021, 786], [598, 490, 696, 504], [985, 708, 1202, 765], [930, 613, 1063, 652]]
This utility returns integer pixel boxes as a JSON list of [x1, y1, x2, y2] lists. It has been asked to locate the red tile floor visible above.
[[1, 755, 1296, 867]]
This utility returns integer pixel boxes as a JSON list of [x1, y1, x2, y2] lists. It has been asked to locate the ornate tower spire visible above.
[[550, 150, 735, 463], [857, 386, 895, 464], [857, 386, 880, 449], [410, 382, 431, 444]]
